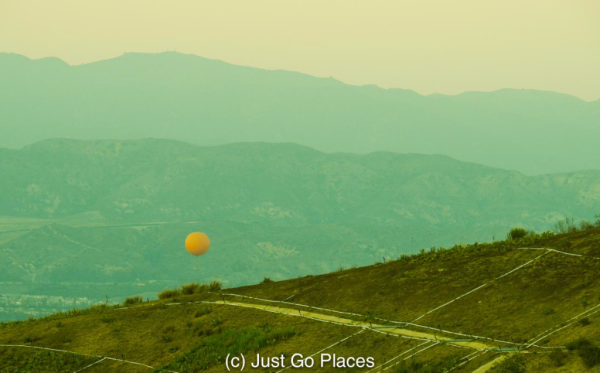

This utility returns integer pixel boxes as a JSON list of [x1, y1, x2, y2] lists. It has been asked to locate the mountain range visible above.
[[2, 139, 599, 230], [1, 52, 599, 175]]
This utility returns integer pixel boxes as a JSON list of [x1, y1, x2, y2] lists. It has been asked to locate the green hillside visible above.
[[2, 226, 600, 372], [2, 139, 600, 226], [1, 52, 599, 175], [1, 139, 600, 322], [0, 221, 423, 321]]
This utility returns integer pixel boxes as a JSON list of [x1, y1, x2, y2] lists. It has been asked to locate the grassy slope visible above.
[[2, 228, 600, 372]]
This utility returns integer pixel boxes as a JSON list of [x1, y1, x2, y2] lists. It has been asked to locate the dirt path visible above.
[[471, 354, 511, 373], [204, 300, 492, 350]]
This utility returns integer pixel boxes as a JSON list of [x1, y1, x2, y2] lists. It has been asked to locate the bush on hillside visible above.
[[181, 282, 208, 295], [553, 217, 578, 234], [551, 216, 600, 234], [123, 296, 143, 306], [580, 317, 591, 326], [566, 338, 600, 367], [507, 228, 528, 240], [492, 354, 526, 373], [396, 230, 554, 265], [566, 337, 593, 351], [580, 220, 595, 230], [209, 281, 222, 291], [548, 349, 567, 367], [542, 307, 555, 316], [261, 277, 274, 284], [158, 289, 182, 299], [580, 345, 600, 367], [158, 280, 221, 299], [194, 307, 212, 318]]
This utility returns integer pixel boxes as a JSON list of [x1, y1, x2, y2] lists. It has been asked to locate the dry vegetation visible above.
[[2, 222, 600, 372]]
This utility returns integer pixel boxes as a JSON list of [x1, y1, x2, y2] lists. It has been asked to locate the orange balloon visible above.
[[185, 232, 210, 256]]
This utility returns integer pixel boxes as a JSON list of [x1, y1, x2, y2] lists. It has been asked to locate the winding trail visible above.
[[203, 300, 493, 350], [49, 226, 102, 253]]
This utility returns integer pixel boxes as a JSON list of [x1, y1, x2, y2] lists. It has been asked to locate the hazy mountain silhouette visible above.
[[1, 52, 599, 175]]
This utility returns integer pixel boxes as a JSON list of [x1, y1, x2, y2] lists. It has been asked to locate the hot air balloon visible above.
[[185, 232, 210, 256]]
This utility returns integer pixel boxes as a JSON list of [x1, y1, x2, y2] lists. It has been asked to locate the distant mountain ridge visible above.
[[2, 138, 599, 233], [1, 52, 599, 174]]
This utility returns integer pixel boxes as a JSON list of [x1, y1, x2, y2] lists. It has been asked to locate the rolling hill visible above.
[[2, 138, 600, 226], [1, 52, 600, 175], [2, 226, 600, 372], [1, 138, 600, 322]]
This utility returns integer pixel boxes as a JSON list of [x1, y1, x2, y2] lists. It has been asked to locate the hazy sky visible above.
[[2, 0, 599, 101]]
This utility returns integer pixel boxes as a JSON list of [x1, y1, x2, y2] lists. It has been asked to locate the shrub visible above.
[[398, 254, 410, 264], [580, 317, 591, 326], [580, 344, 600, 367], [209, 281, 222, 291], [493, 354, 526, 373], [549, 349, 567, 367], [123, 296, 143, 306], [580, 220, 595, 230], [566, 337, 593, 351], [192, 321, 213, 336], [261, 277, 274, 284], [565, 337, 600, 366], [542, 307, 555, 316], [158, 289, 182, 299], [553, 217, 578, 234], [507, 228, 527, 240], [195, 307, 212, 318], [181, 282, 203, 295], [389, 230, 554, 267]]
